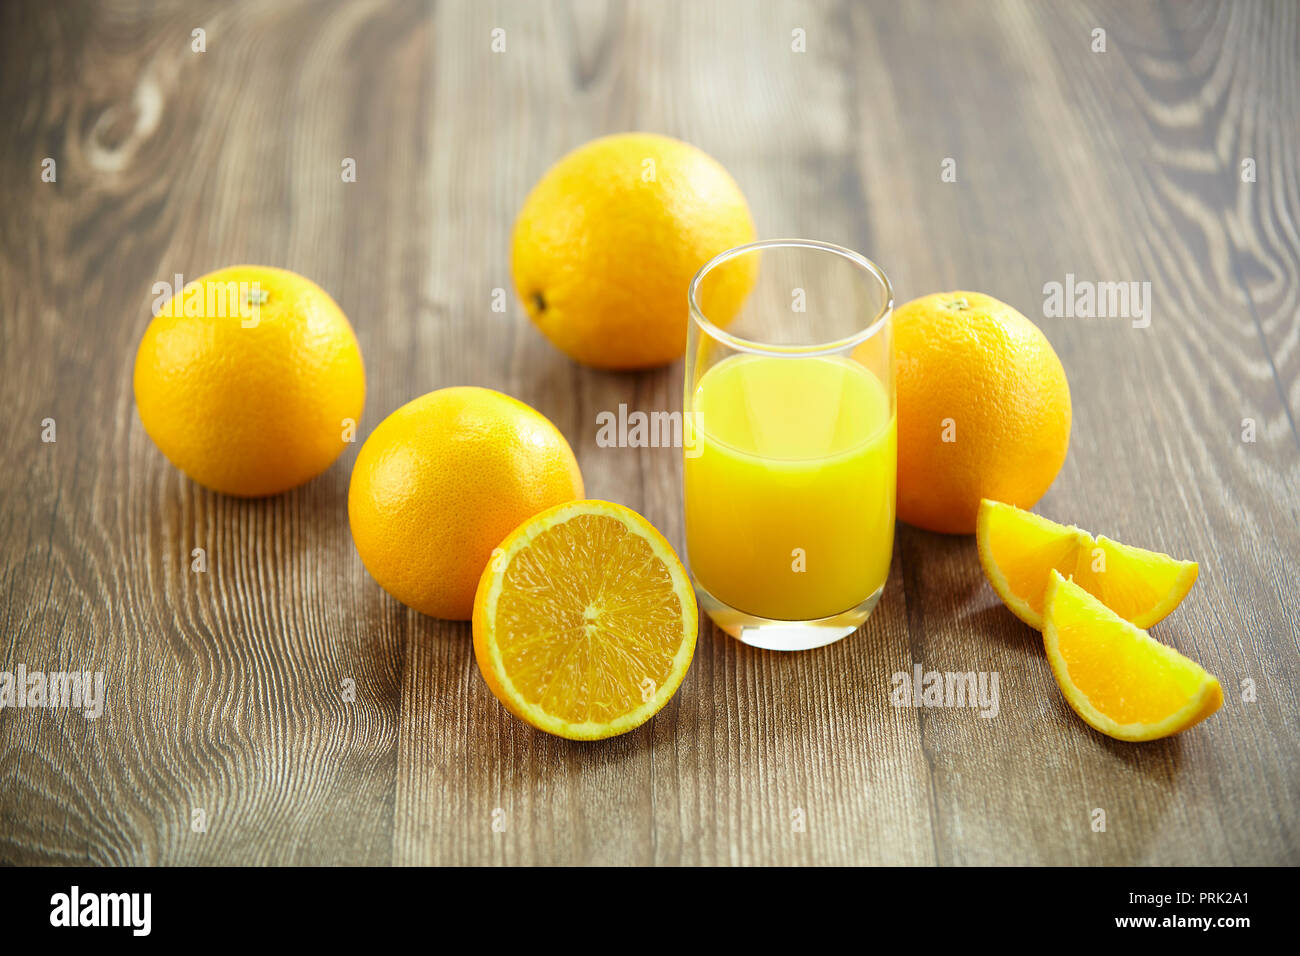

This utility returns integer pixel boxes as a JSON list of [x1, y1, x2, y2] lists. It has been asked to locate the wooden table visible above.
[[2, 0, 1297, 866]]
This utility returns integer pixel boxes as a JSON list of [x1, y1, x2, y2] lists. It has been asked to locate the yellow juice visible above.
[[685, 354, 896, 621]]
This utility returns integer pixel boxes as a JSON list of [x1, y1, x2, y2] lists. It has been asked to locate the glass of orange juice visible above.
[[684, 239, 895, 650]]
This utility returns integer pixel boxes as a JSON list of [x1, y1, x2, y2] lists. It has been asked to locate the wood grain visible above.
[[1, 0, 1296, 866]]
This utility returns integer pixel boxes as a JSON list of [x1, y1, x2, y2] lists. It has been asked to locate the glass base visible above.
[[695, 583, 884, 651]]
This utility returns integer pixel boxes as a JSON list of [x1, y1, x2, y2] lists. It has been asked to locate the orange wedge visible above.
[[472, 500, 698, 740], [977, 499, 1198, 630], [1043, 571, 1222, 741]]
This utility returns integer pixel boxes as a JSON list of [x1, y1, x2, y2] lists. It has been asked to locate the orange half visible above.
[[1043, 571, 1222, 741], [472, 500, 698, 740], [977, 499, 1198, 630]]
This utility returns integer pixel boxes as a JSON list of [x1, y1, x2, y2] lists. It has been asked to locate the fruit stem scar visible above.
[[247, 288, 269, 306], [531, 291, 547, 313], [943, 296, 969, 311]]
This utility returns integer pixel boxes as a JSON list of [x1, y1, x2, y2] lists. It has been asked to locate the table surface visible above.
[[2, 0, 1297, 866]]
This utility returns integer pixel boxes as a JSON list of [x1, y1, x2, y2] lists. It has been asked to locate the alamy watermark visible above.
[[595, 404, 702, 458], [151, 273, 265, 326], [1043, 274, 1151, 328], [891, 664, 1000, 718], [0, 664, 105, 718], [50, 886, 150, 936]]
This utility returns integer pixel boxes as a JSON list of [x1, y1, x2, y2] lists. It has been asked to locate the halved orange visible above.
[[472, 500, 698, 740], [1043, 571, 1222, 741], [977, 499, 1198, 630]]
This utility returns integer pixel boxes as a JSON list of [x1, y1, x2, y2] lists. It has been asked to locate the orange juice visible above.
[[684, 354, 895, 621]]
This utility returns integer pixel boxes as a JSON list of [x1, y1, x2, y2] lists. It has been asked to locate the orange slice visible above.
[[977, 499, 1198, 630], [1043, 571, 1222, 741], [472, 500, 698, 740]]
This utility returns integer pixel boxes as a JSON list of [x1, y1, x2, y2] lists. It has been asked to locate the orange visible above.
[[977, 499, 1198, 630], [347, 387, 583, 620], [511, 133, 757, 369], [890, 291, 1070, 534], [1043, 571, 1222, 741], [133, 265, 365, 496], [472, 500, 697, 740]]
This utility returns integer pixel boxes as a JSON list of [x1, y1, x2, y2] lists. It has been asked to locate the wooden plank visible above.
[[0, 0, 431, 865], [845, 0, 1300, 863]]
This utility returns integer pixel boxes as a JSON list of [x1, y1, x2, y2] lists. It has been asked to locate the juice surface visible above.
[[685, 354, 896, 621]]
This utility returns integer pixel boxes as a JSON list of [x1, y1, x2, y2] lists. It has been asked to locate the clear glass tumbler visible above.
[[684, 239, 895, 651]]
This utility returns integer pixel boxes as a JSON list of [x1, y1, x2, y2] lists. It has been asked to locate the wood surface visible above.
[[1, 0, 1297, 866]]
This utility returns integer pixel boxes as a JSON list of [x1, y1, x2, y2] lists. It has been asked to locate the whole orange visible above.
[[347, 387, 584, 620], [891, 291, 1071, 534], [511, 132, 757, 369], [133, 265, 365, 497]]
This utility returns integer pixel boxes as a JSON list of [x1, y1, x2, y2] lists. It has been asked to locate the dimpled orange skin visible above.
[[347, 387, 585, 621], [511, 132, 757, 370], [133, 265, 365, 497], [893, 291, 1071, 534]]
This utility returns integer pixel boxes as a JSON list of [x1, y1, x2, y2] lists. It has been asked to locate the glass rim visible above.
[[688, 238, 894, 357]]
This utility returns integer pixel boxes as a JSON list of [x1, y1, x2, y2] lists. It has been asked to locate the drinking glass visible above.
[[684, 239, 895, 650]]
